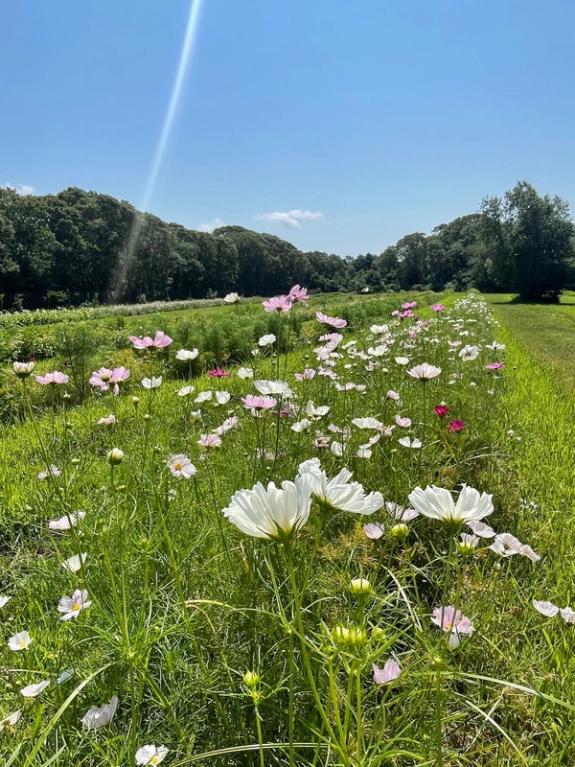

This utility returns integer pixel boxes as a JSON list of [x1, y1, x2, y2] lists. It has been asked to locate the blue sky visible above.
[[1, 0, 575, 255]]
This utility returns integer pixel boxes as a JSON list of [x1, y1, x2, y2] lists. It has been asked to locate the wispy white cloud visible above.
[[1, 182, 36, 196], [255, 209, 323, 229], [196, 217, 226, 233]]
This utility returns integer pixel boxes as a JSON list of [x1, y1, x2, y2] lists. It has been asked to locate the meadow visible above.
[[0, 288, 573, 766]]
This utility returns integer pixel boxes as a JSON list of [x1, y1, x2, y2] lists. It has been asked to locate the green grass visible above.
[[1, 291, 574, 765], [487, 291, 575, 394]]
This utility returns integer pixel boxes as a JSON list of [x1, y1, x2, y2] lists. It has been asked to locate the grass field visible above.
[[1, 289, 574, 766]]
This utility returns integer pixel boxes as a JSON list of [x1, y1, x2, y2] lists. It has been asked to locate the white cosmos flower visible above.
[[142, 377, 162, 389], [305, 401, 330, 418], [237, 367, 254, 379], [176, 348, 199, 361], [61, 553, 87, 573], [352, 417, 384, 430], [177, 385, 195, 397], [81, 696, 118, 730], [20, 680, 50, 698], [0, 710, 21, 730], [167, 454, 196, 479], [215, 391, 231, 405], [297, 459, 383, 515], [223, 292, 240, 304], [489, 533, 522, 557], [254, 380, 293, 398], [395, 356, 410, 365], [48, 511, 86, 531], [291, 418, 312, 433], [459, 345, 480, 361], [258, 334, 276, 347], [466, 520, 496, 538], [136, 744, 170, 765], [58, 589, 92, 620], [195, 390, 213, 404], [408, 485, 493, 523], [407, 363, 441, 380], [20, 679, 50, 698], [398, 436, 422, 449], [8, 631, 32, 651], [560, 607, 575, 624], [532, 600, 559, 617], [222, 476, 313, 540], [0, 595, 12, 609], [370, 324, 389, 334]]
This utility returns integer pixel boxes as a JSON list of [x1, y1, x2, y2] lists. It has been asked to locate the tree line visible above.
[[0, 181, 573, 309]]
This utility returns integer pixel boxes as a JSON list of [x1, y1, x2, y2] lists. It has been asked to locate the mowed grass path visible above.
[[478, 294, 575, 763], [488, 292, 575, 394]]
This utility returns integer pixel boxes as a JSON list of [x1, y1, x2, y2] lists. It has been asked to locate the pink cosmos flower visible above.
[[398, 309, 414, 319], [431, 304, 446, 312], [448, 419, 465, 433], [288, 284, 309, 303], [242, 394, 277, 412], [90, 367, 130, 393], [395, 415, 411, 429], [372, 659, 402, 685], [363, 522, 385, 540], [294, 368, 316, 382], [432, 606, 473, 648], [35, 371, 69, 385], [198, 433, 222, 449], [486, 362, 504, 371], [263, 295, 293, 313], [167, 454, 196, 479], [401, 301, 417, 310], [208, 368, 230, 378], [129, 330, 173, 350], [407, 363, 441, 381], [97, 414, 117, 427], [315, 311, 348, 329], [434, 405, 449, 417]]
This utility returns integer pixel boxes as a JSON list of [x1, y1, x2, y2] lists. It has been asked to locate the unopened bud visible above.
[[107, 448, 124, 465]]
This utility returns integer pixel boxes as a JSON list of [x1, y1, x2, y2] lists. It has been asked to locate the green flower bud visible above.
[[107, 448, 124, 465]]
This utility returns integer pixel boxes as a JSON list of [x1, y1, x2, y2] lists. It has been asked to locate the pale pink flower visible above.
[[395, 415, 411, 429], [432, 606, 473, 648], [263, 295, 292, 313], [198, 433, 222, 449], [37, 465, 61, 480], [90, 367, 130, 392], [386, 390, 400, 401], [431, 304, 446, 312], [130, 330, 173, 350], [407, 363, 441, 380], [58, 589, 92, 620], [385, 502, 418, 522], [466, 520, 496, 538], [288, 284, 309, 303], [294, 368, 316, 382], [242, 394, 277, 412], [560, 607, 575, 624], [363, 523, 385, 540], [316, 311, 347, 329], [167, 454, 196, 479], [486, 362, 505, 371], [35, 371, 69, 385], [372, 659, 402, 685], [97, 414, 117, 427]]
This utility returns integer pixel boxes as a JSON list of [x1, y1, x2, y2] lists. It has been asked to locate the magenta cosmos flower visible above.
[[434, 404, 449, 417], [448, 419, 465, 433], [316, 311, 347, 329], [35, 371, 69, 385], [485, 362, 504, 371], [288, 284, 309, 303], [129, 330, 173, 350], [263, 295, 293, 313], [432, 606, 474, 648], [431, 303, 446, 312], [208, 368, 230, 378]]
